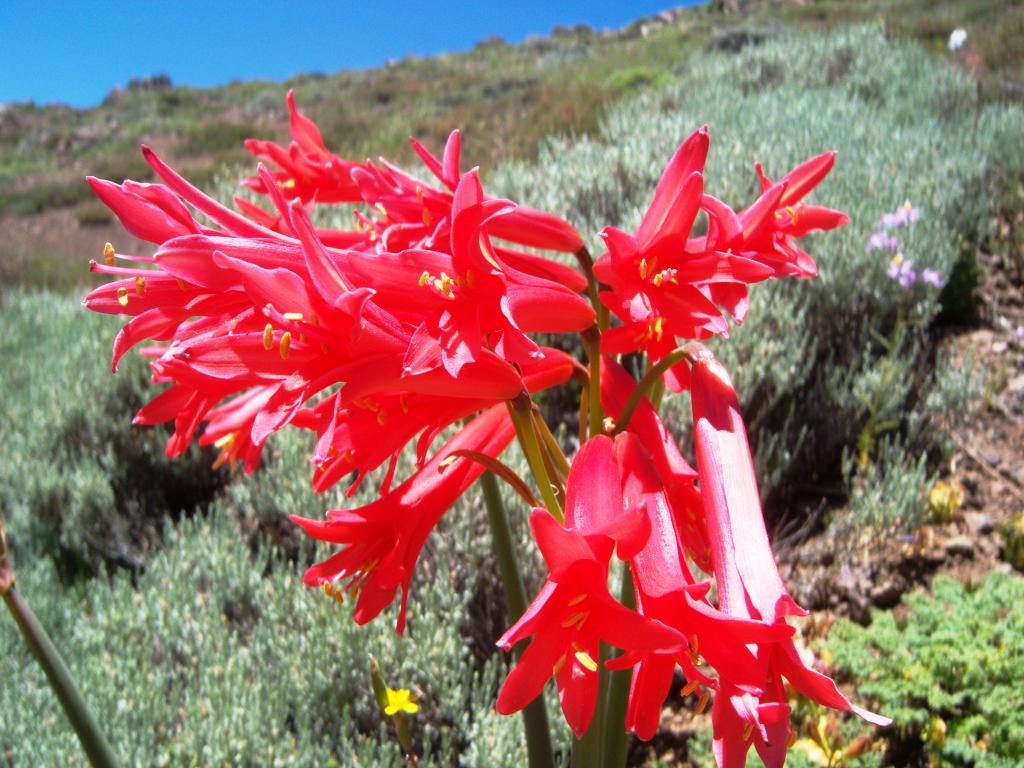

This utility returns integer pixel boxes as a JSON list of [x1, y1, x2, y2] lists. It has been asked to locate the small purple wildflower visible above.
[[866, 231, 900, 252], [887, 254, 917, 288], [921, 268, 943, 288], [878, 201, 921, 230]]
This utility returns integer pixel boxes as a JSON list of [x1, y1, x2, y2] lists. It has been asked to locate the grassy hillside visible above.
[[0, 0, 1020, 295]]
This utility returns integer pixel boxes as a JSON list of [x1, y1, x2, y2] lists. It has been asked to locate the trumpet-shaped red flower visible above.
[[690, 353, 889, 767], [292, 404, 514, 634], [594, 127, 775, 390], [496, 436, 684, 738], [244, 94, 585, 257]]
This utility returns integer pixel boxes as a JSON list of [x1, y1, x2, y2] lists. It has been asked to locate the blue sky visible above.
[[1, 1, 700, 108]]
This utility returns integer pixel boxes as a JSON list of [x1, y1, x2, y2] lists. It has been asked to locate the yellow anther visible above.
[[284, 312, 304, 321], [117, 287, 129, 306], [419, 270, 432, 287], [574, 650, 599, 673], [567, 593, 588, 607], [681, 679, 701, 697], [374, 202, 388, 218], [279, 332, 291, 360], [134, 276, 146, 296], [653, 272, 664, 287], [646, 316, 665, 343], [176, 277, 188, 291], [695, 691, 710, 715], [552, 656, 566, 676], [639, 257, 650, 279], [439, 454, 460, 469], [281, 179, 296, 190], [213, 432, 235, 449], [103, 242, 115, 266], [262, 324, 274, 350], [785, 205, 798, 225]]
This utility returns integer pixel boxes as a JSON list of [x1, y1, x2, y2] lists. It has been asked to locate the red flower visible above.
[[593, 127, 774, 390], [292, 404, 514, 634], [496, 436, 683, 738], [690, 353, 889, 766], [734, 151, 849, 279]]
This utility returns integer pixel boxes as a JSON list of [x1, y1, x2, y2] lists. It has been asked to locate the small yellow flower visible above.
[[384, 687, 419, 716]]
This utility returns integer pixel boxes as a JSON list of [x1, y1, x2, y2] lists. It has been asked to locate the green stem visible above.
[[582, 328, 604, 440], [601, 564, 636, 768], [613, 346, 696, 436], [508, 397, 564, 523], [2, 586, 118, 767], [479, 472, 555, 768]]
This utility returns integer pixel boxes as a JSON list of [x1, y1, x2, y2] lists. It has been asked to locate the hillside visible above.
[[1, 0, 1021, 293]]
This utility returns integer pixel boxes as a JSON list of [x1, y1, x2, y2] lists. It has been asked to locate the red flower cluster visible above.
[[85, 93, 885, 766]]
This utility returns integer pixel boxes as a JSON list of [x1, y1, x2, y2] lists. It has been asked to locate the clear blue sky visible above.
[[1, 1, 701, 108]]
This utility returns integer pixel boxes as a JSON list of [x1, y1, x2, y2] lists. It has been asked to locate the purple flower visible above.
[[866, 231, 900, 252], [878, 201, 921, 230], [921, 268, 943, 288], [887, 254, 917, 288]]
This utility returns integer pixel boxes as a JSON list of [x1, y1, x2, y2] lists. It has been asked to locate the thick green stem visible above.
[[601, 564, 636, 768], [508, 397, 564, 523], [581, 328, 604, 440], [479, 472, 555, 768], [613, 346, 701, 436], [2, 586, 118, 767]]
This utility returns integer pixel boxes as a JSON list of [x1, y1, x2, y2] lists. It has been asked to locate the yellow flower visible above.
[[384, 687, 419, 716]]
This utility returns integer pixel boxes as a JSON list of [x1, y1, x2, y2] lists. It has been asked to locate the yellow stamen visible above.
[[419, 270, 432, 287], [602, 417, 616, 433], [213, 432, 236, 449], [281, 179, 296, 190], [681, 679, 701, 697], [103, 242, 115, 266], [117, 287, 129, 307], [284, 312, 303, 321], [439, 454, 460, 469], [375, 202, 388, 218], [574, 650, 599, 673], [279, 331, 291, 360], [785, 205, 798, 225], [134, 276, 146, 296], [262, 324, 274, 351], [552, 656, 566, 676], [639, 257, 650, 279]]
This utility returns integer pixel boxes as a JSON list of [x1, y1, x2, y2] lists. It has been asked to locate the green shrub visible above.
[[0, 291, 224, 573], [826, 572, 1024, 766]]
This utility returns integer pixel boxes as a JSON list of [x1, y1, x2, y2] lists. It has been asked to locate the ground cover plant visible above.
[[1, 11, 1023, 768]]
